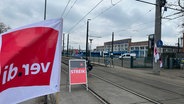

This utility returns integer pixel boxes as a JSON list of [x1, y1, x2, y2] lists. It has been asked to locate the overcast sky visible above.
[[0, 0, 183, 50]]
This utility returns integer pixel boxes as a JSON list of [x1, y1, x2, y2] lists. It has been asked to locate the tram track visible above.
[[61, 57, 163, 104], [91, 65, 184, 104], [95, 66, 184, 98], [91, 73, 162, 104]]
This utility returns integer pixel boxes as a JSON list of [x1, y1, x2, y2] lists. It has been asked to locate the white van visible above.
[[119, 53, 136, 59]]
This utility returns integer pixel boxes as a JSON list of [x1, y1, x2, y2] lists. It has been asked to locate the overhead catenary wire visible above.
[[162, 11, 183, 19], [117, 15, 181, 35], [116, 0, 183, 34], [67, 0, 182, 41], [93, 1, 155, 35], [68, 0, 123, 35], [166, 6, 184, 12], [116, 16, 180, 37], [67, 0, 104, 33], [136, 0, 184, 12], [117, 13, 183, 40], [92, 0, 182, 37], [92, 0, 122, 20], [115, 8, 155, 33], [111, 0, 121, 6], [169, 14, 184, 20], [90, 8, 155, 38], [69, 0, 153, 35], [64, 0, 78, 18], [71, 1, 155, 36], [135, 0, 156, 5], [115, 7, 181, 36], [61, 0, 72, 17]]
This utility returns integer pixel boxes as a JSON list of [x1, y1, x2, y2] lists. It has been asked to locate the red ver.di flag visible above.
[[0, 18, 63, 104]]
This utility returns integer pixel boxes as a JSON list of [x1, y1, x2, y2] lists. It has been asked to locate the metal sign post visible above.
[[69, 59, 88, 92]]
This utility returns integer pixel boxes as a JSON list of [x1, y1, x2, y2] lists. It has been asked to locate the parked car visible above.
[[119, 53, 136, 59]]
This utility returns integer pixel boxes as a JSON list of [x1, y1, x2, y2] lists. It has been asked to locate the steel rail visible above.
[[82, 85, 110, 104], [91, 73, 162, 104], [96, 66, 184, 97]]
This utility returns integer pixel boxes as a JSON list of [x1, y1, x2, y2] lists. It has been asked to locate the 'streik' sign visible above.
[[69, 59, 88, 92]]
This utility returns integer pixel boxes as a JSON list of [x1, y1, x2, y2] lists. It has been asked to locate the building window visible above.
[[121, 44, 124, 48], [131, 47, 134, 50], [135, 47, 139, 50], [140, 47, 144, 50]]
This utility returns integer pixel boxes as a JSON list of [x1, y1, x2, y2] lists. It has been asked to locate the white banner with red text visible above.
[[0, 18, 63, 104]]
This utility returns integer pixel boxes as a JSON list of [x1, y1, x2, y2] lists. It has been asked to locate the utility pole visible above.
[[79, 45, 81, 53], [153, 0, 163, 75], [86, 19, 90, 60], [178, 38, 180, 53], [111, 32, 114, 67], [136, 0, 166, 75], [67, 34, 69, 57], [111, 32, 114, 56]]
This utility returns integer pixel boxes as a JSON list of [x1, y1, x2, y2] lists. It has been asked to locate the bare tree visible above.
[[0, 22, 11, 34], [178, 0, 184, 9]]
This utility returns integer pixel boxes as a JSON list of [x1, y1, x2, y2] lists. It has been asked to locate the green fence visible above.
[[90, 57, 153, 68]]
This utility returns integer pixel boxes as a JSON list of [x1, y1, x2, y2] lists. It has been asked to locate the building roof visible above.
[[130, 41, 148, 46], [104, 38, 131, 45], [96, 46, 104, 48]]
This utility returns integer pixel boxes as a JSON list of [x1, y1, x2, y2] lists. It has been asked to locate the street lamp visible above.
[[86, 19, 91, 60], [89, 39, 93, 50], [67, 34, 69, 57], [88, 35, 102, 58]]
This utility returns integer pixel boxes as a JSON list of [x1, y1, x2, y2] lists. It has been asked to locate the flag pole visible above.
[[44, 0, 47, 20], [55, 92, 60, 104], [44, 0, 47, 104]]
